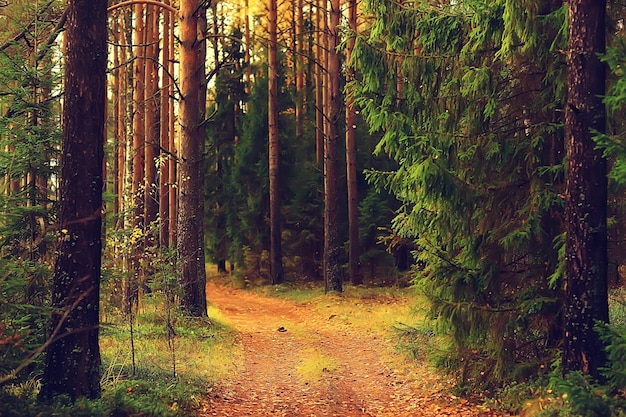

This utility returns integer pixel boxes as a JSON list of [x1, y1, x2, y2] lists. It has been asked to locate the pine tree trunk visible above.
[[128, 3, 146, 314], [159, 0, 171, 247], [295, 0, 304, 143], [40, 0, 106, 400], [268, 0, 284, 285], [345, 0, 361, 285], [113, 13, 124, 223], [178, 0, 207, 316], [144, 5, 160, 235], [563, 0, 609, 379], [324, 0, 342, 293], [112, 7, 130, 281], [168, 14, 177, 248], [315, 0, 324, 166], [197, 3, 208, 307], [132, 3, 146, 230], [244, 0, 251, 95]]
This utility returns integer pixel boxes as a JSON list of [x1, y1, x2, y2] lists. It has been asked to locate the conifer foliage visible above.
[[351, 0, 568, 385]]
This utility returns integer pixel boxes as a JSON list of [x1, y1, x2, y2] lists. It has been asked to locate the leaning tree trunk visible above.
[[178, 0, 207, 316], [563, 0, 609, 380], [40, 0, 106, 401]]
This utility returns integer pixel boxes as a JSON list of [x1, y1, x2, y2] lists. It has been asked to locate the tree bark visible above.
[[324, 0, 342, 293], [345, 0, 361, 285], [295, 0, 304, 142], [563, 0, 609, 379], [132, 2, 146, 231], [159, 0, 171, 247], [168, 9, 177, 247], [268, 0, 284, 285], [40, 0, 106, 401], [127, 2, 146, 314], [315, 0, 324, 166], [178, 0, 207, 316], [144, 4, 160, 235]]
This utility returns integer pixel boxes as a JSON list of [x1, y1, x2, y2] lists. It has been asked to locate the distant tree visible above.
[[294, 0, 305, 143], [205, 28, 245, 272], [40, 0, 106, 400], [562, 0, 609, 379]]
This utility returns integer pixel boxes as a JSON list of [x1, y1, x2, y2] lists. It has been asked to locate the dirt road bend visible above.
[[199, 281, 507, 417]]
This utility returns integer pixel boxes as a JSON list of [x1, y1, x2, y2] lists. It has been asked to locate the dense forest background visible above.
[[3, 0, 626, 414]]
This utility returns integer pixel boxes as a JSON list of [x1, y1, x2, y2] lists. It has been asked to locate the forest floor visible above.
[[197, 280, 515, 417]]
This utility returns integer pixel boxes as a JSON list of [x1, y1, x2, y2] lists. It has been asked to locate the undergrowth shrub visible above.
[[537, 323, 626, 417]]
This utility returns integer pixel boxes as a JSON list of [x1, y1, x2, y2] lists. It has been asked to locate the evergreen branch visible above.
[[433, 297, 520, 314], [2, 5, 67, 120], [35, 6, 68, 64], [0, 284, 95, 386], [0, 0, 57, 52]]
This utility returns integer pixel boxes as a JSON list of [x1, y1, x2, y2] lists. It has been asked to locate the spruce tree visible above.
[[352, 0, 567, 384]]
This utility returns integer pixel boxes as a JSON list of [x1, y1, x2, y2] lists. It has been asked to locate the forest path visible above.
[[198, 281, 507, 417]]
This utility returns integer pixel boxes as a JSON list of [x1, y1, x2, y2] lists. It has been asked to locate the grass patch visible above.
[[100, 293, 239, 386], [262, 282, 426, 336], [295, 348, 338, 382], [1, 290, 239, 417]]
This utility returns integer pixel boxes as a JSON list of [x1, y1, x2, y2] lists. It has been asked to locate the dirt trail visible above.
[[199, 282, 508, 417]]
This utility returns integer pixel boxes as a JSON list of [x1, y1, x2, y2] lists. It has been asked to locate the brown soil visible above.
[[198, 281, 513, 417]]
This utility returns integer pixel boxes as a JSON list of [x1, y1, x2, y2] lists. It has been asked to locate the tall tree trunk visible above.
[[112, 6, 129, 283], [128, 3, 146, 314], [197, 2, 208, 306], [178, 0, 207, 316], [243, 0, 251, 95], [315, 0, 324, 166], [268, 0, 284, 285], [144, 5, 160, 236], [168, 11, 177, 247], [563, 0, 609, 379], [324, 0, 342, 293], [295, 0, 304, 142], [40, 0, 106, 401], [345, 0, 361, 285], [160, 0, 172, 247], [132, 3, 146, 230]]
